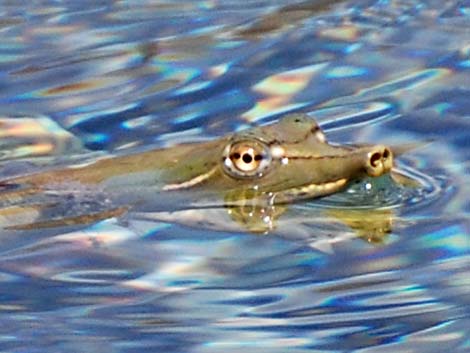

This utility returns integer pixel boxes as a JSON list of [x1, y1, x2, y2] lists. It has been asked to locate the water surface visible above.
[[0, 0, 469, 352]]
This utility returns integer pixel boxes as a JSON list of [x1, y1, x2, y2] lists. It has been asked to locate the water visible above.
[[0, 0, 469, 352]]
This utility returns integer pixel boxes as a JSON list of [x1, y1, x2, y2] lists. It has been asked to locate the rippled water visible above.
[[0, 0, 469, 352]]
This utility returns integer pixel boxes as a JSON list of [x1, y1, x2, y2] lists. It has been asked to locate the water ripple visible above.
[[0, 1, 469, 353]]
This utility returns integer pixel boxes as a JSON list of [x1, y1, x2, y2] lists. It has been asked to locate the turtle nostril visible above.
[[365, 146, 393, 177], [369, 151, 382, 168], [383, 148, 390, 160]]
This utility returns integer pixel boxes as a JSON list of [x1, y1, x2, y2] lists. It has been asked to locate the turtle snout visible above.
[[364, 145, 393, 177]]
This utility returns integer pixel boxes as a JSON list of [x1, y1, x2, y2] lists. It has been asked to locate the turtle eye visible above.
[[223, 140, 272, 178]]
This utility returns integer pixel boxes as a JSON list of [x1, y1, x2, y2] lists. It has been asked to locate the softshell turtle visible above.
[[0, 113, 399, 240]]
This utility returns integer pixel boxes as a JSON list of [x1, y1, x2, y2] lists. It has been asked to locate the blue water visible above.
[[0, 0, 469, 352]]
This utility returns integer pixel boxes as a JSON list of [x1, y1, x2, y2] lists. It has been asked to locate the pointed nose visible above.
[[364, 145, 393, 177]]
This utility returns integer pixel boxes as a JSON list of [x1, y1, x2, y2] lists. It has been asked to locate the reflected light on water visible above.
[[0, 0, 468, 352]]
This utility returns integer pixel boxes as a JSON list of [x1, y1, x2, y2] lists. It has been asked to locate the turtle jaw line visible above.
[[271, 178, 348, 204]]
